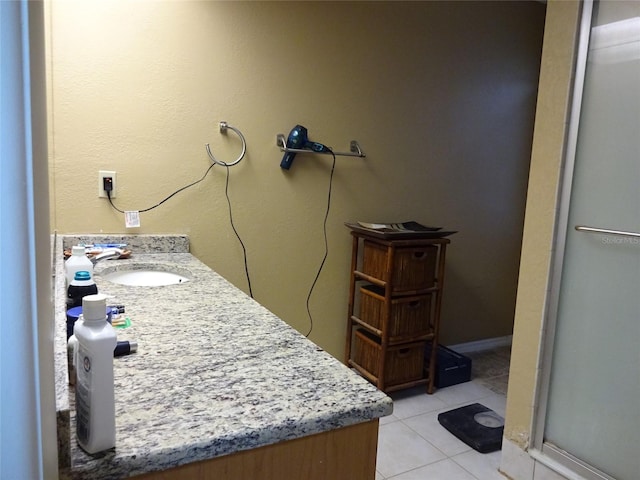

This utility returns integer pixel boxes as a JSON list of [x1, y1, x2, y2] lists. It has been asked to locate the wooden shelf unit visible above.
[[344, 229, 450, 394]]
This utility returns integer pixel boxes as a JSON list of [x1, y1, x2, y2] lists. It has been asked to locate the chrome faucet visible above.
[[90, 248, 124, 265]]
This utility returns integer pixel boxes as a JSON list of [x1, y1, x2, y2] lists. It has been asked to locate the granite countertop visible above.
[[54, 235, 392, 480]]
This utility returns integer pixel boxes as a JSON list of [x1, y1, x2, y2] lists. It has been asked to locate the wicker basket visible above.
[[362, 241, 437, 291], [359, 285, 432, 343], [353, 329, 425, 386]]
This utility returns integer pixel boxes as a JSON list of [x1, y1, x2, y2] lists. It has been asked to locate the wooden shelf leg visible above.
[[344, 234, 360, 365]]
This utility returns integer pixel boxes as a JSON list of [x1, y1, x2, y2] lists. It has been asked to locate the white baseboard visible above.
[[446, 335, 513, 354]]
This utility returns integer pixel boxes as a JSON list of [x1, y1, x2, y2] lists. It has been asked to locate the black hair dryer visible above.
[[280, 125, 308, 170], [280, 125, 332, 170]]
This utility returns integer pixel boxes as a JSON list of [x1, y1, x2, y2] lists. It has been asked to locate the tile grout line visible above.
[[376, 346, 510, 480]]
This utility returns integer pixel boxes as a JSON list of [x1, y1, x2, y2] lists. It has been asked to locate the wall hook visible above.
[[276, 134, 366, 158], [206, 121, 247, 167]]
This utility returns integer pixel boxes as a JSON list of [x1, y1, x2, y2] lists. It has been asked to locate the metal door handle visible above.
[[575, 225, 640, 238]]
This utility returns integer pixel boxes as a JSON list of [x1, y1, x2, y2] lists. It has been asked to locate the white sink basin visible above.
[[102, 266, 190, 287]]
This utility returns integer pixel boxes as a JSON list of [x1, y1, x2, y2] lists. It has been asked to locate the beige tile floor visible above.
[[376, 347, 511, 480]]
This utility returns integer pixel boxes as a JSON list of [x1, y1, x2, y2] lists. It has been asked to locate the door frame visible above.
[[528, 1, 618, 479], [529, 1, 627, 478]]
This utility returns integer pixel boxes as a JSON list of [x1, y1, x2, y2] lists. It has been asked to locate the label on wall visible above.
[[125, 211, 140, 228]]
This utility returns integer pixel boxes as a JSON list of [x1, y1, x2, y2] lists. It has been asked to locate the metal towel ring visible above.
[[205, 121, 247, 167]]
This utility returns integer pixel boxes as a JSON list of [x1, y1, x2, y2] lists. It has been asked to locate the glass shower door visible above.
[[541, 1, 640, 479]]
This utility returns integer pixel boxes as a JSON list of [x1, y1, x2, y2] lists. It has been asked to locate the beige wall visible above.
[[46, 1, 545, 359], [504, 0, 581, 450]]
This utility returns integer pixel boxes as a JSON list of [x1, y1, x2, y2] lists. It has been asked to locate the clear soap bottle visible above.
[[74, 293, 117, 454]]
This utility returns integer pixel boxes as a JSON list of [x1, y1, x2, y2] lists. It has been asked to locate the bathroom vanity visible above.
[[54, 235, 392, 480]]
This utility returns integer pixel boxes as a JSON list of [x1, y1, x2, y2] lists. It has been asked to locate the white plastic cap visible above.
[[82, 294, 108, 322], [72, 245, 86, 256]]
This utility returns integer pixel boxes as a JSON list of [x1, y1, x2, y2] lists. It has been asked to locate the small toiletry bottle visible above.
[[67, 332, 79, 385], [67, 312, 85, 385], [74, 294, 117, 454], [65, 246, 93, 287], [66, 270, 98, 309]]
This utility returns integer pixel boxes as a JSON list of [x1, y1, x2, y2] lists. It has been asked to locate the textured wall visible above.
[[46, 1, 545, 359], [504, 0, 581, 450]]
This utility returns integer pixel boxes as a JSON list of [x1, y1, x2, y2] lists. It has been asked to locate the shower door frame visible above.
[[529, 1, 635, 479]]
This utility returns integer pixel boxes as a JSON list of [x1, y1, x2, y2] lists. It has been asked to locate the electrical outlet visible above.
[[98, 170, 117, 198]]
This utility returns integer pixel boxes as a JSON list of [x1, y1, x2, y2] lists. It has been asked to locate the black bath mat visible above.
[[437, 403, 504, 453]]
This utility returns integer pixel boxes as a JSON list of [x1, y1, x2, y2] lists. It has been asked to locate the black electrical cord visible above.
[[106, 162, 216, 214], [305, 151, 337, 338], [223, 164, 253, 298], [105, 160, 254, 298]]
